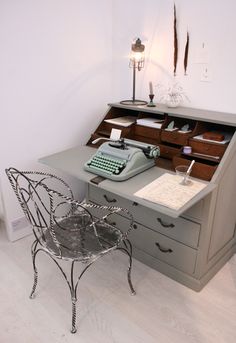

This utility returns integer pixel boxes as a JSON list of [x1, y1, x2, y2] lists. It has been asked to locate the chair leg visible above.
[[127, 256, 136, 296], [69, 260, 95, 333], [29, 241, 39, 299], [70, 261, 78, 333], [71, 296, 77, 334], [119, 240, 136, 295]]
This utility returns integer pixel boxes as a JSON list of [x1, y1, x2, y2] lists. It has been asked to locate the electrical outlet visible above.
[[11, 216, 28, 232], [200, 65, 211, 82], [194, 42, 210, 64]]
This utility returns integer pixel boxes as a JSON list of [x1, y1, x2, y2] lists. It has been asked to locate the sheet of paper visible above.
[[134, 173, 207, 210], [104, 116, 136, 127], [110, 128, 121, 140]]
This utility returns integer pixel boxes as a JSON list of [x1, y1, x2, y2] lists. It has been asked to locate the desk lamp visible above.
[[120, 38, 147, 106]]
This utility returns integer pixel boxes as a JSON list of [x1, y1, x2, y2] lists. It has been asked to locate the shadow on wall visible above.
[[55, 60, 112, 111]]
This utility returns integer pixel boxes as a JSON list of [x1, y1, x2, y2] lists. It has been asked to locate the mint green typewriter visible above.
[[84, 138, 160, 181]]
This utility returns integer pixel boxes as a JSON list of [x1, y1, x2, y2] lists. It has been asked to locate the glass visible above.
[[175, 165, 191, 185]]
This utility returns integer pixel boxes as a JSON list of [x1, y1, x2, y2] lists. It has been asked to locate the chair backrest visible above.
[[5, 168, 92, 252], [6, 168, 135, 259]]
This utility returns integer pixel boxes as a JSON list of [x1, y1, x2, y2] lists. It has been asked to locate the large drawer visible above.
[[129, 223, 197, 275], [87, 185, 201, 248]]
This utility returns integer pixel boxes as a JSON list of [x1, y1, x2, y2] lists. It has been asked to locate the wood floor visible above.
[[0, 225, 236, 343]]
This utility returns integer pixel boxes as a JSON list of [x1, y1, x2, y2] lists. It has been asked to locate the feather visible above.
[[184, 31, 189, 75], [173, 4, 178, 76]]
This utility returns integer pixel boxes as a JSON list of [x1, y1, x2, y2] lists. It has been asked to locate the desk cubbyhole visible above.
[[132, 112, 167, 143], [173, 155, 218, 181], [158, 142, 182, 160], [161, 117, 205, 146]]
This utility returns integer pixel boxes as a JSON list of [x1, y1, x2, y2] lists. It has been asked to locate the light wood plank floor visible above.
[[0, 225, 236, 343]]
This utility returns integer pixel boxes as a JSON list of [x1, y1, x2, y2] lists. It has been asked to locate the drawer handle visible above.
[[133, 224, 138, 229], [106, 220, 116, 226], [103, 194, 117, 203], [132, 202, 138, 206], [105, 219, 116, 226], [157, 218, 175, 228], [155, 242, 173, 253]]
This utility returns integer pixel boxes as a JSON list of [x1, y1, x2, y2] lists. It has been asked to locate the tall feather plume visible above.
[[184, 31, 189, 75], [173, 4, 178, 76]]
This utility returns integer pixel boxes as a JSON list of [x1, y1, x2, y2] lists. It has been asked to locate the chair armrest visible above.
[[43, 184, 134, 238], [82, 202, 134, 238]]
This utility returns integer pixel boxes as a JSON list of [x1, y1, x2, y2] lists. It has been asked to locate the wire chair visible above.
[[5, 167, 136, 333]]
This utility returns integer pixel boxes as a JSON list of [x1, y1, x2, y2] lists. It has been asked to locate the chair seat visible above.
[[42, 214, 123, 261]]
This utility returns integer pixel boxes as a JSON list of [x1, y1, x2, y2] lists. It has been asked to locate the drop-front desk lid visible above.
[[39, 145, 216, 219]]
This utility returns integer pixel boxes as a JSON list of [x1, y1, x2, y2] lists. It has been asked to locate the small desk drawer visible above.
[[134, 125, 161, 140], [189, 138, 227, 158], [88, 185, 200, 248], [129, 223, 197, 275], [158, 143, 181, 160], [161, 130, 190, 146]]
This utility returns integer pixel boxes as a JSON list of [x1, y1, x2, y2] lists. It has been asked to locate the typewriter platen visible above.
[[84, 138, 160, 181]]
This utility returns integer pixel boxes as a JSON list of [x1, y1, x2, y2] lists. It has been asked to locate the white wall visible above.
[[112, 0, 236, 113], [0, 0, 112, 240], [1, 0, 236, 241]]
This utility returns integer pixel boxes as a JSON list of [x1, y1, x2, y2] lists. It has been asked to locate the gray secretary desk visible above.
[[40, 103, 236, 291]]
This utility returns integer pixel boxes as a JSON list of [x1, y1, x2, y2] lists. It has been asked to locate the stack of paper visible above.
[[136, 117, 164, 128], [134, 173, 206, 210], [104, 116, 136, 127]]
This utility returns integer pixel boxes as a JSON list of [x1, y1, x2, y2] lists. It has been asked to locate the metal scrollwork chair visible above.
[[5, 168, 136, 333]]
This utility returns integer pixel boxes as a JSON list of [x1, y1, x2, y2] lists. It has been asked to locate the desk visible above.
[[40, 103, 236, 291], [39, 145, 215, 218]]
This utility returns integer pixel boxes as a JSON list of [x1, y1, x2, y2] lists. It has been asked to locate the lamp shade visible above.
[[130, 38, 145, 70], [120, 38, 147, 106]]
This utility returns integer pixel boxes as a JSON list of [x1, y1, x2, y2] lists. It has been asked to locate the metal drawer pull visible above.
[[157, 218, 175, 228], [103, 194, 117, 203], [107, 221, 116, 226], [104, 218, 116, 226], [155, 242, 173, 253]]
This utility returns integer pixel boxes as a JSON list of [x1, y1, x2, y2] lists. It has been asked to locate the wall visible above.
[[111, 0, 236, 114], [0, 0, 112, 240], [1, 0, 236, 241]]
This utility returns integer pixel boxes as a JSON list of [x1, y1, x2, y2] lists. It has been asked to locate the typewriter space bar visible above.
[[88, 165, 113, 176]]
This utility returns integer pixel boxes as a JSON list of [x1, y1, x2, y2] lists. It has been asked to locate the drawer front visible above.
[[189, 139, 227, 158], [158, 143, 181, 159], [129, 223, 197, 275], [88, 185, 133, 212], [86, 204, 131, 235], [132, 205, 200, 248], [134, 125, 161, 140], [88, 185, 200, 248], [173, 156, 217, 181], [161, 130, 190, 146]]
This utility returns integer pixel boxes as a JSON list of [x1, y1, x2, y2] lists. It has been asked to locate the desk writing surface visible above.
[[39, 146, 96, 183], [39, 146, 216, 218]]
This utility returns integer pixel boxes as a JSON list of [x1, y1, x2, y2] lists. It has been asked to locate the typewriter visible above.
[[84, 138, 160, 181]]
